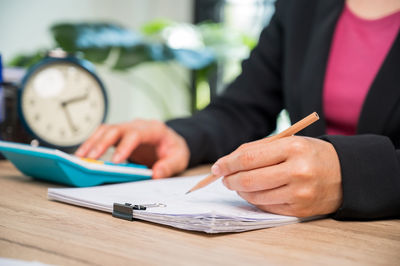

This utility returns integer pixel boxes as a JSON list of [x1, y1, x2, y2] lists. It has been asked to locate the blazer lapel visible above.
[[298, 0, 344, 137], [357, 33, 400, 134]]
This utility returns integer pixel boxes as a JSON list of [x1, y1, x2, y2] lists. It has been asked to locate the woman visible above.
[[76, 0, 400, 220]]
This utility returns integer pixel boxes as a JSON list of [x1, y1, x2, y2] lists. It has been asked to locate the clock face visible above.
[[21, 62, 106, 147]]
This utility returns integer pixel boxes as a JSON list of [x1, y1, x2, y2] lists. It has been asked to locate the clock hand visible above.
[[60, 104, 78, 133], [61, 91, 89, 107], [59, 89, 90, 134]]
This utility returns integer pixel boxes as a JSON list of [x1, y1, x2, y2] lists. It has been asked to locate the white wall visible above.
[[0, 0, 194, 123], [0, 0, 193, 62]]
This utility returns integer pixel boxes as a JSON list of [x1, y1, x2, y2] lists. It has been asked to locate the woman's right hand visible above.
[[75, 119, 190, 179]]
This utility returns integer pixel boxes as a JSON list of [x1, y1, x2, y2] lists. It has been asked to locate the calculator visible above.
[[0, 141, 152, 187]]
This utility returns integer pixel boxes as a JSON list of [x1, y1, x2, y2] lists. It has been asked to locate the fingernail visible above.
[[75, 148, 83, 156], [221, 177, 227, 186], [211, 164, 221, 176], [157, 168, 165, 177], [155, 168, 164, 179], [88, 149, 98, 158], [221, 177, 231, 190], [112, 152, 122, 163]]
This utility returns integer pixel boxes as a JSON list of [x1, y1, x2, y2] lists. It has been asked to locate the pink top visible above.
[[323, 5, 400, 135]]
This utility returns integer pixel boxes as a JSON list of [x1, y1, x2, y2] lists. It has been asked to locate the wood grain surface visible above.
[[0, 161, 399, 266]]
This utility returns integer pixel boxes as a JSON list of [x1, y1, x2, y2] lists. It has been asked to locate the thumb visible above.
[[152, 153, 187, 179]]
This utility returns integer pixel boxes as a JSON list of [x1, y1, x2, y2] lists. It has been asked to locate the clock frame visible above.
[[18, 55, 108, 151]]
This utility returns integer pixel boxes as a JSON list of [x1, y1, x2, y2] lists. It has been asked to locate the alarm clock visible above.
[[17, 50, 108, 151]]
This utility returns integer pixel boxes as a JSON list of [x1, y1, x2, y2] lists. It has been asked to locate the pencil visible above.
[[185, 112, 320, 194]]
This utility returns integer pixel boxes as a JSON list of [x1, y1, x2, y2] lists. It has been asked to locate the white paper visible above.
[[48, 175, 311, 233]]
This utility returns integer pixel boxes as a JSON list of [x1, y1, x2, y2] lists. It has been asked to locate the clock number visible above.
[[34, 114, 40, 122], [59, 129, 66, 138]]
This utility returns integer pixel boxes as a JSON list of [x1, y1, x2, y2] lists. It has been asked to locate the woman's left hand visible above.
[[211, 136, 343, 217]]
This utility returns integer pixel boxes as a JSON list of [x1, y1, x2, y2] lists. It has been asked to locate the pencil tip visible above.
[[185, 190, 191, 195]]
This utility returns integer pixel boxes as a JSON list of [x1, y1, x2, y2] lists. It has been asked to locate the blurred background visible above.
[[0, 0, 281, 149]]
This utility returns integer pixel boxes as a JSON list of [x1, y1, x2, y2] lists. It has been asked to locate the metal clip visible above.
[[138, 203, 167, 209], [112, 202, 167, 221], [112, 203, 135, 221]]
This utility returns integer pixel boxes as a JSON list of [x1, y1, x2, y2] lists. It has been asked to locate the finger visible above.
[[87, 126, 122, 159], [75, 125, 108, 157], [212, 137, 291, 177], [112, 122, 167, 163], [124, 120, 165, 145], [237, 185, 292, 206], [222, 163, 290, 192], [152, 150, 187, 179], [111, 131, 140, 163]]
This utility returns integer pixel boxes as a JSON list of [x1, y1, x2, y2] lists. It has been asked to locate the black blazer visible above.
[[167, 0, 400, 220]]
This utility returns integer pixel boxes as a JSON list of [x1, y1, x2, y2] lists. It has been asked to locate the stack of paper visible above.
[[48, 175, 311, 233]]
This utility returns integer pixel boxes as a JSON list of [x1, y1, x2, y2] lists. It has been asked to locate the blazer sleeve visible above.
[[167, 1, 287, 167], [321, 134, 400, 219]]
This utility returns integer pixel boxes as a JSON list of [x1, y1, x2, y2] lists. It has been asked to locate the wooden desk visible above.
[[0, 160, 399, 265]]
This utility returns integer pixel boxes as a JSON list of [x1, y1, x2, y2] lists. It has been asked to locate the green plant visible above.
[[9, 20, 256, 113]]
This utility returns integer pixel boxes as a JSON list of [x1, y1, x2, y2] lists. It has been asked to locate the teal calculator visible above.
[[0, 141, 152, 187]]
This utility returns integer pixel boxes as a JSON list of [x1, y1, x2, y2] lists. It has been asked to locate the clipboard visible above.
[[0, 141, 152, 187]]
